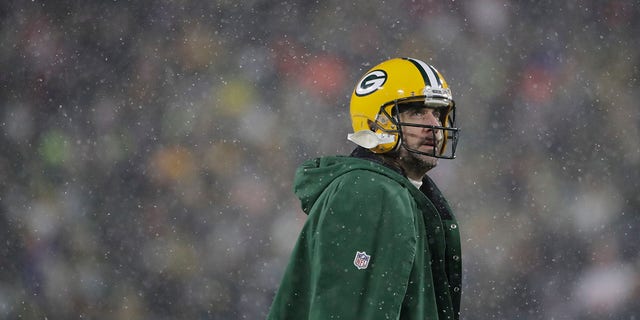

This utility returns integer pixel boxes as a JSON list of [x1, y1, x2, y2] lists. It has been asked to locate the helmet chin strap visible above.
[[347, 130, 395, 149], [347, 131, 380, 149]]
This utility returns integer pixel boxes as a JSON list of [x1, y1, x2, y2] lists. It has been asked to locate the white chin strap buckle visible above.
[[347, 130, 395, 149]]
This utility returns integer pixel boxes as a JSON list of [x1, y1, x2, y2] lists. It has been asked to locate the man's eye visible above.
[[410, 109, 441, 119], [409, 109, 427, 117]]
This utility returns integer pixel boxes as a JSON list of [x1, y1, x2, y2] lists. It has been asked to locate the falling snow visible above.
[[1, 1, 639, 319]]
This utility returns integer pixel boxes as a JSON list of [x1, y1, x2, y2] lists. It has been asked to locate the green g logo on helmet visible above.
[[355, 70, 387, 96]]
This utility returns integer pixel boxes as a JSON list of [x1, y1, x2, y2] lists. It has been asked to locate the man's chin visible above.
[[402, 148, 438, 171], [416, 154, 438, 169]]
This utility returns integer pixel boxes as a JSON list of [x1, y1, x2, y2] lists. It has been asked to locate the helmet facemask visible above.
[[380, 97, 459, 159]]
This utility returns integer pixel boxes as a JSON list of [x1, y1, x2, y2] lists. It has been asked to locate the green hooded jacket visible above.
[[268, 149, 461, 319]]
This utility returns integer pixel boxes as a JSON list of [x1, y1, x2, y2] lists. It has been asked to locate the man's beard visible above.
[[398, 144, 439, 172]]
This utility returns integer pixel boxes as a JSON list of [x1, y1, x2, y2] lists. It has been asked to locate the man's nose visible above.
[[422, 111, 443, 140]]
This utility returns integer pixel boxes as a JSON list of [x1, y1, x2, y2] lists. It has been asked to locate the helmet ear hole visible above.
[[367, 119, 378, 131]]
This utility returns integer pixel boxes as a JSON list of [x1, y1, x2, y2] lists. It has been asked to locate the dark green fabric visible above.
[[268, 156, 461, 319]]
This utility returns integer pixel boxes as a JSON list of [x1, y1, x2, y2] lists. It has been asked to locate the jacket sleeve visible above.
[[304, 171, 418, 319]]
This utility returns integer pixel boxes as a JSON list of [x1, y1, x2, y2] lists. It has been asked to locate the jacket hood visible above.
[[293, 155, 407, 214]]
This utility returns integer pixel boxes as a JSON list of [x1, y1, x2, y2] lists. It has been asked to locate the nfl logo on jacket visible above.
[[353, 251, 371, 269]]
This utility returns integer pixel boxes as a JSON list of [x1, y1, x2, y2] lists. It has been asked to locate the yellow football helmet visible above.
[[348, 57, 459, 159]]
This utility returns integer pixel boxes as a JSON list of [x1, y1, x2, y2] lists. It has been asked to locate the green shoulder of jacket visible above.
[[269, 156, 424, 319]]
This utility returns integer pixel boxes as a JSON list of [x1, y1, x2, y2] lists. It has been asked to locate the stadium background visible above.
[[1, 1, 639, 318]]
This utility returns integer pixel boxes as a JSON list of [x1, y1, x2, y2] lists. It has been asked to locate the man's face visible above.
[[396, 104, 445, 173]]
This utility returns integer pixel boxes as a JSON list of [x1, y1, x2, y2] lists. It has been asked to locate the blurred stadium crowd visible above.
[[1, 0, 639, 319]]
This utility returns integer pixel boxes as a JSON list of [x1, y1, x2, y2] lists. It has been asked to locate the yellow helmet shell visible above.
[[349, 57, 454, 154]]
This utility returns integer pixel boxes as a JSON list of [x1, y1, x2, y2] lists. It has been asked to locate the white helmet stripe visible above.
[[407, 57, 440, 88], [426, 64, 443, 87]]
